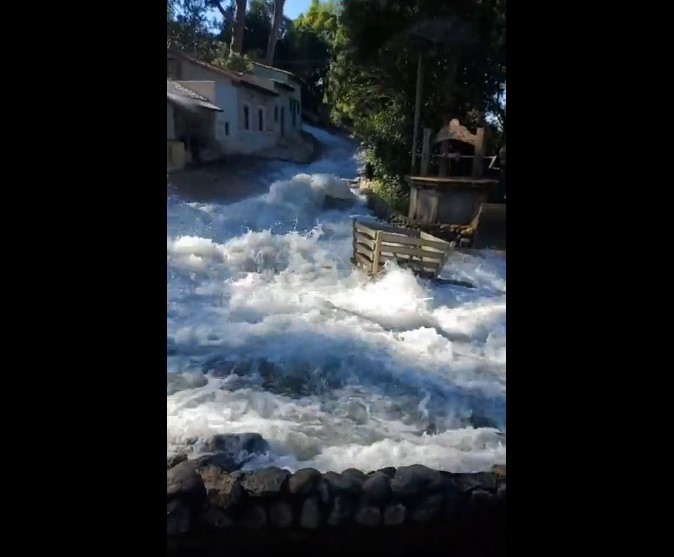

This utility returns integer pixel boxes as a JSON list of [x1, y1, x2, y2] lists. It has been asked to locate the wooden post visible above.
[[410, 52, 424, 174], [408, 185, 418, 220], [420, 128, 432, 176], [472, 127, 485, 178], [372, 231, 382, 275], [352, 218, 357, 265]]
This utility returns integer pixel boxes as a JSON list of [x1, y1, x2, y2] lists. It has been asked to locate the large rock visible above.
[[242, 467, 290, 497], [449, 473, 486, 493], [327, 495, 354, 526], [167, 461, 206, 508], [268, 500, 294, 528], [196, 507, 233, 529], [383, 503, 406, 526], [317, 479, 331, 505], [323, 471, 362, 495], [203, 433, 269, 456], [390, 465, 443, 498], [200, 467, 245, 511], [288, 468, 322, 496], [376, 467, 397, 478], [466, 471, 497, 490], [193, 452, 240, 473], [167, 453, 188, 470], [496, 483, 506, 508], [239, 504, 267, 529], [410, 493, 444, 523], [470, 489, 495, 513], [492, 464, 506, 481], [167, 499, 191, 535], [300, 496, 322, 530], [342, 468, 367, 484], [362, 471, 391, 504], [355, 505, 381, 527]]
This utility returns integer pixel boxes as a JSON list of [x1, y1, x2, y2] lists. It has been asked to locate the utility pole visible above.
[[410, 51, 424, 174]]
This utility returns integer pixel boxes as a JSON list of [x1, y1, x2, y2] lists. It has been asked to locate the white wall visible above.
[[175, 57, 322, 155], [236, 87, 278, 154], [179, 62, 240, 154], [214, 80, 239, 153], [252, 64, 303, 138]]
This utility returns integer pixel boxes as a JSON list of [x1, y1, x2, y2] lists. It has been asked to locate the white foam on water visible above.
[[167, 124, 506, 473]]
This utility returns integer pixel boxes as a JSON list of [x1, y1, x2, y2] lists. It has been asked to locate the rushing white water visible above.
[[167, 125, 506, 473]]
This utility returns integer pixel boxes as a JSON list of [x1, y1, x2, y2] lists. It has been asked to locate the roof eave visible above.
[[235, 82, 279, 97]]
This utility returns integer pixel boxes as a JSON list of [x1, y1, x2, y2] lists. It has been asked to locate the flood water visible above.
[[167, 125, 506, 473]]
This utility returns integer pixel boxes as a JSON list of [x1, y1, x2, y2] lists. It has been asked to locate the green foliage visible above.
[[369, 178, 410, 214], [166, 0, 506, 212], [327, 0, 506, 206], [167, 0, 337, 113], [355, 103, 411, 179], [167, 0, 221, 61], [212, 46, 255, 72]]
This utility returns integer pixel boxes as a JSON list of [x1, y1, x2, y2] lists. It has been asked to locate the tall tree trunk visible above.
[[230, 0, 247, 56], [265, 0, 285, 65]]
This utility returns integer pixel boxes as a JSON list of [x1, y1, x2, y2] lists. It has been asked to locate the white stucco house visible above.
[[251, 62, 303, 136], [167, 48, 305, 167]]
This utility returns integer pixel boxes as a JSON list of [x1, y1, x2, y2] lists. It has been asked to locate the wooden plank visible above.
[[354, 222, 379, 239], [357, 220, 422, 238], [351, 258, 371, 275], [379, 244, 445, 260], [379, 232, 449, 252], [420, 230, 445, 245], [355, 233, 376, 250], [353, 252, 373, 273], [355, 243, 374, 261], [379, 250, 442, 265], [378, 253, 440, 273]]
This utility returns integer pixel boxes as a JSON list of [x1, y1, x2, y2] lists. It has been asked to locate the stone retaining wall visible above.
[[167, 457, 506, 557]]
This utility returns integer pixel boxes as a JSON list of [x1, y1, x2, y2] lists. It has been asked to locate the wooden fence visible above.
[[351, 219, 452, 279]]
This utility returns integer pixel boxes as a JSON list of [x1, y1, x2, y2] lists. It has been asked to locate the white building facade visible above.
[[167, 49, 303, 158]]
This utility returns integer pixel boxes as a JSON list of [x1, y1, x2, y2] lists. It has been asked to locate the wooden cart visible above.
[[351, 219, 452, 279]]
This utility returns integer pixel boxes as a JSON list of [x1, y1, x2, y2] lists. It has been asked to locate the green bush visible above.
[[211, 46, 255, 74], [370, 178, 409, 214], [352, 103, 412, 212]]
